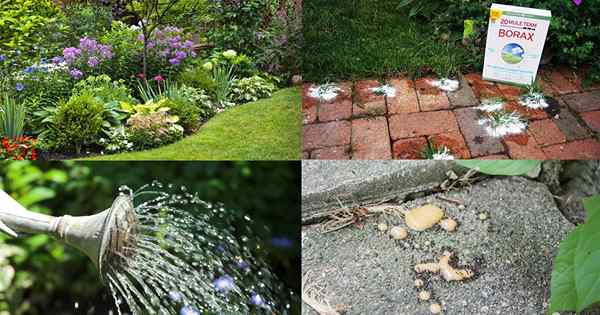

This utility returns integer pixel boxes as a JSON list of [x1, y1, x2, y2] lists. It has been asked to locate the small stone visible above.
[[291, 74, 302, 85], [377, 223, 388, 231], [389, 226, 408, 240], [439, 218, 458, 232], [405, 204, 445, 231], [430, 303, 442, 314], [424, 241, 431, 246], [414, 279, 424, 287], [419, 290, 431, 301], [458, 205, 465, 210], [479, 213, 488, 221]]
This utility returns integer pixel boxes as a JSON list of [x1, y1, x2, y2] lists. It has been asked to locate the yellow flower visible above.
[[490, 9, 502, 22], [202, 62, 213, 71]]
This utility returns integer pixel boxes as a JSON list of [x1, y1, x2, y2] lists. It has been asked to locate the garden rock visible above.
[[302, 176, 575, 314]]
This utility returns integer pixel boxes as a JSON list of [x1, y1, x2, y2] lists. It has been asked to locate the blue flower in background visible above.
[[212, 275, 235, 293], [271, 236, 294, 249], [24, 67, 33, 74], [15, 83, 24, 91], [0, 55, 5, 62], [249, 292, 264, 306], [179, 305, 199, 315], [168, 291, 183, 303]]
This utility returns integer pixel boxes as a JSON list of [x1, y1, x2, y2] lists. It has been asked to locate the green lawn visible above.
[[302, 0, 475, 82], [84, 88, 301, 160]]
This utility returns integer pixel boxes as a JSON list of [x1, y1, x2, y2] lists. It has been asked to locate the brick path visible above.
[[302, 67, 600, 160]]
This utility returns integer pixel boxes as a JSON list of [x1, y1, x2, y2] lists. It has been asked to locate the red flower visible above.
[[137, 73, 145, 79], [153, 74, 164, 82]]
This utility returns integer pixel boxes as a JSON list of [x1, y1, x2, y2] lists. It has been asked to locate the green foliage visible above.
[[0, 94, 25, 139], [165, 84, 215, 121], [456, 160, 542, 176], [40, 93, 104, 154], [126, 111, 184, 149], [205, 50, 257, 79], [229, 75, 278, 104], [549, 195, 600, 313], [73, 75, 136, 105], [177, 65, 217, 92], [100, 21, 144, 85], [396, 0, 450, 19], [213, 65, 236, 108], [63, 3, 113, 45], [0, 0, 64, 62], [162, 98, 200, 133]]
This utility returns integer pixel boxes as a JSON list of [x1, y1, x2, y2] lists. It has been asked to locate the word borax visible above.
[[482, 4, 551, 86]]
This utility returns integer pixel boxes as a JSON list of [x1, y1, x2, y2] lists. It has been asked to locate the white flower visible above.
[[222, 50, 237, 59]]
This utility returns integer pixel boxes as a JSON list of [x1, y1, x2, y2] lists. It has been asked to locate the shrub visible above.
[[229, 75, 278, 104], [162, 98, 200, 133], [177, 65, 217, 92], [63, 3, 113, 45], [126, 111, 183, 149], [72, 75, 136, 105], [100, 21, 145, 85], [0, 94, 25, 139], [203, 50, 258, 79], [40, 93, 104, 154], [98, 126, 134, 154], [0, 0, 65, 63], [167, 84, 215, 121], [0, 136, 36, 160]]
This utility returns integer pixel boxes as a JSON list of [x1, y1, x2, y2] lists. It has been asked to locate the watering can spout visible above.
[[0, 190, 136, 278]]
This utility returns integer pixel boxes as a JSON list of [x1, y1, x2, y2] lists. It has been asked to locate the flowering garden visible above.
[[0, 0, 301, 160]]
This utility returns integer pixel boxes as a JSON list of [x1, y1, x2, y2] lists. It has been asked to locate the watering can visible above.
[[0, 190, 136, 278]]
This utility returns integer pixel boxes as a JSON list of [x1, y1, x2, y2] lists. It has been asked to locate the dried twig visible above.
[[302, 272, 344, 315], [440, 168, 479, 191]]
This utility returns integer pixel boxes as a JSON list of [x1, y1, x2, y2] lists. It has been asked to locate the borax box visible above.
[[482, 4, 551, 86]]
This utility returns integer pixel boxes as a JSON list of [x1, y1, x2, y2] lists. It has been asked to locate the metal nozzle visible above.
[[0, 190, 136, 279]]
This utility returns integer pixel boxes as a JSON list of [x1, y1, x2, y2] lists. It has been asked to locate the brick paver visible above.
[[415, 78, 450, 111], [389, 111, 459, 140], [580, 111, 600, 132], [387, 79, 419, 114], [476, 154, 510, 160], [303, 121, 351, 151], [528, 119, 567, 146], [311, 146, 351, 160], [392, 137, 428, 159], [351, 117, 391, 159], [303, 68, 600, 160], [543, 139, 600, 160]]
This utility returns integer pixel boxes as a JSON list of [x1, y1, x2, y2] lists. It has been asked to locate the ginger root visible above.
[[414, 251, 474, 282]]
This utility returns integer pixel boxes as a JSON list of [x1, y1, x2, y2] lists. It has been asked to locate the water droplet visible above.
[[74, 302, 79, 309]]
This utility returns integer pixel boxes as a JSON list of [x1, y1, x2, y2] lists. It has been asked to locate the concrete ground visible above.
[[301, 161, 599, 314]]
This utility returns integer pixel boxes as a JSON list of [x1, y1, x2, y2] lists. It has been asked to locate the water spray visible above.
[[0, 189, 136, 280]]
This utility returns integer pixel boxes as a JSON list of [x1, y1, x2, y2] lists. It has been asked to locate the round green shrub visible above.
[[42, 93, 104, 154], [177, 65, 217, 92], [163, 98, 201, 133]]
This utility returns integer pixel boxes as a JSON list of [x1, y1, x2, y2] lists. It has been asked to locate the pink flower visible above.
[[137, 73, 145, 79], [153, 75, 164, 82]]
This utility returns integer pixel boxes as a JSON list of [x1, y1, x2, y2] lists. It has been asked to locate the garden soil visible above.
[[302, 166, 599, 314]]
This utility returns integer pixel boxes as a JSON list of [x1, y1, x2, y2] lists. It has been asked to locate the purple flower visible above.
[[175, 50, 187, 59], [51, 56, 64, 64], [169, 58, 181, 66], [212, 275, 235, 293], [249, 293, 264, 306], [63, 47, 81, 61], [137, 34, 145, 42], [99, 45, 113, 59], [179, 306, 199, 315], [87, 57, 99, 68], [79, 37, 98, 51], [236, 260, 250, 270], [0, 55, 5, 62], [573, 0, 582, 5], [24, 67, 34, 74], [182, 40, 194, 49], [15, 83, 24, 91], [70, 69, 83, 80]]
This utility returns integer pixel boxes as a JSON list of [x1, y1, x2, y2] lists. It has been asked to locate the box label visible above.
[[482, 4, 551, 86]]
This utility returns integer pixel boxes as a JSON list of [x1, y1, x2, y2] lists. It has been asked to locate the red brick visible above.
[[472, 83, 504, 100], [415, 78, 450, 111], [351, 117, 391, 159], [497, 84, 524, 101], [302, 83, 319, 109], [464, 73, 494, 86], [475, 154, 510, 160], [303, 151, 310, 159], [303, 121, 351, 151], [318, 99, 352, 122], [581, 111, 600, 132], [392, 137, 427, 159], [389, 111, 460, 140], [311, 146, 351, 160], [503, 133, 529, 146], [555, 108, 591, 140], [504, 101, 547, 120], [557, 66, 584, 92], [355, 80, 383, 104], [303, 105, 317, 124], [543, 139, 600, 160], [537, 73, 558, 97], [302, 82, 352, 109], [528, 119, 567, 146], [428, 132, 471, 159], [546, 69, 580, 95], [447, 75, 478, 108], [563, 92, 600, 113], [454, 108, 505, 157], [353, 101, 387, 117], [387, 78, 419, 114], [504, 133, 547, 159]]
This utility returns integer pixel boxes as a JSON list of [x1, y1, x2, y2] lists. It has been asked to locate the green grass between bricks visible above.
[[302, 0, 475, 82], [83, 88, 301, 161]]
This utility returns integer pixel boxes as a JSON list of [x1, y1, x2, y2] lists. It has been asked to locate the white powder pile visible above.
[[370, 84, 397, 97], [430, 78, 460, 92], [308, 83, 341, 102]]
